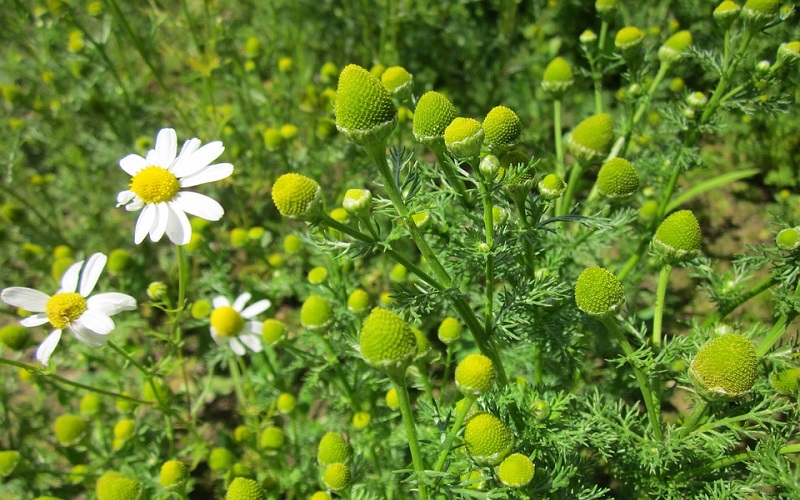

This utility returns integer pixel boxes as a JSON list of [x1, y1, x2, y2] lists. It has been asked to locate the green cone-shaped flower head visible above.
[[455, 353, 496, 397], [776, 227, 800, 251], [497, 453, 535, 488], [411, 326, 431, 359], [659, 30, 693, 64], [413, 91, 457, 147], [568, 114, 614, 163], [541, 57, 574, 97], [770, 368, 800, 396], [483, 105, 521, 152], [259, 427, 285, 451], [653, 210, 702, 262], [322, 462, 351, 491], [464, 413, 514, 466], [538, 173, 567, 200], [0, 450, 20, 478], [160, 460, 189, 490], [53, 414, 89, 446], [96, 471, 143, 500], [574, 266, 625, 316], [226, 477, 266, 500], [690, 334, 757, 400], [208, 447, 235, 472], [359, 308, 417, 371], [317, 432, 352, 466], [741, 0, 780, 28], [714, 1, 740, 29], [335, 64, 397, 147], [596, 158, 639, 199], [444, 117, 484, 158], [381, 66, 413, 100], [261, 319, 286, 345], [437, 316, 463, 344], [271, 173, 322, 219], [347, 289, 370, 314], [615, 26, 645, 51], [300, 294, 334, 331], [0, 324, 29, 351], [342, 188, 372, 215]]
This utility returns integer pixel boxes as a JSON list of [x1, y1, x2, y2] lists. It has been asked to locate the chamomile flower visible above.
[[0, 253, 136, 367], [209, 293, 270, 355], [116, 128, 233, 245]]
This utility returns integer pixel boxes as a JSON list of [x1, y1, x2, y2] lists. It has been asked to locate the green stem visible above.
[[756, 314, 793, 357], [227, 351, 250, 421], [558, 160, 584, 217], [389, 372, 428, 500], [701, 30, 754, 124], [480, 176, 496, 342], [678, 398, 708, 437], [432, 146, 469, 202], [618, 63, 670, 159], [680, 443, 800, 480], [593, 20, 609, 114], [313, 331, 356, 406], [174, 245, 194, 429], [433, 396, 474, 472], [701, 275, 777, 328], [553, 99, 565, 179], [652, 264, 672, 349], [439, 346, 454, 408]]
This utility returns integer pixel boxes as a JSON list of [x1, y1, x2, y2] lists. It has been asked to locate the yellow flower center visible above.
[[210, 306, 244, 337], [129, 166, 180, 203], [46, 292, 87, 329]]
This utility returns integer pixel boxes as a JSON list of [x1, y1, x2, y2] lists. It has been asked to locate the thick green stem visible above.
[[702, 30, 754, 124], [389, 372, 428, 500], [652, 264, 672, 349], [553, 100, 565, 179], [433, 396, 474, 472], [558, 161, 584, 217], [756, 314, 793, 357], [678, 398, 709, 437], [593, 20, 609, 114]]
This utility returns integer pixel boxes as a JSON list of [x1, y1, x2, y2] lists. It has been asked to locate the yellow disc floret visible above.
[[455, 353, 496, 397], [444, 117, 484, 158], [690, 334, 757, 400], [615, 26, 645, 51], [226, 477, 266, 500], [483, 105, 522, 151], [568, 114, 614, 163], [335, 64, 397, 146], [412, 91, 457, 146], [497, 453, 535, 488], [129, 166, 180, 204], [463, 412, 514, 466], [210, 306, 245, 337], [653, 210, 702, 262], [317, 432, 352, 466], [322, 462, 351, 491], [538, 173, 567, 200], [358, 307, 417, 371], [259, 427, 286, 451], [46, 292, 86, 329], [96, 471, 143, 500], [659, 30, 692, 63], [271, 173, 322, 219], [574, 266, 625, 316], [596, 158, 639, 199], [300, 294, 334, 331], [159, 460, 189, 490], [53, 414, 89, 446]]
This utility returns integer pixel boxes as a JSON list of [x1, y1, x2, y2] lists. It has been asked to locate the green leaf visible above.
[[666, 169, 759, 213]]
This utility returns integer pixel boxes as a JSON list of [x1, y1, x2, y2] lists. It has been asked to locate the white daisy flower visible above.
[[116, 127, 234, 245], [0, 253, 137, 367], [209, 293, 271, 356]]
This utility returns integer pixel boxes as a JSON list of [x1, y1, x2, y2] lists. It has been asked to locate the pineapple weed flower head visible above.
[[116, 128, 233, 245], [1, 253, 137, 367], [209, 293, 271, 356]]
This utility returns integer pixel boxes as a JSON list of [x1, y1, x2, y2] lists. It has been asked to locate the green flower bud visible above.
[[652, 210, 702, 262], [778, 41, 800, 65], [615, 26, 645, 51], [53, 414, 89, 446], [276, 392, 296, 414], [412, 211, 431, 229], [322, 462, 351, 491], [300, 294, 334, 331], [492, 206, 508, 226], [690, 334, 757, 400], [479, 154, 501, 177], [714, 1, 740, 29], [96, 471, 143, 500], [107, 249, 132, 274], [385, 388, 400, 409], [444, 117, 484, 159], [541, 57, 574, 98], [411, 326, 431, 359], [311, 491, 332, 500], [579, 29, 598, 45], [359, 308, 417, 371], [113, 418, 135, 440], [262, 319, 286, 345], [659, 30, 692, 64], [389, 263, 407, 282], [247, 227, 265, 241], [233, 425, 251, 443], [335, 64, 397, 147], [52, 245, 72, 259], [574, 266, 625, 316], [229, 228, 249, 248], [770, 367, 800, 395], [741, 0, 779, 29], [243, 36, 260, 58], [147, 281, 167, 301], [0, 450, 21, 477], [568, 114, 614, 163], [776, 227, 800, 251], [79, 393, 103, 416], [342, 188, 372, 215], [455, 353, 496, 397], [464, 412, 514, 466], [208, 447, 235, 472], [352, 411, 371, 429], [226, 477, 266, 500], [595, 0, 620, 15], [497, 453, 535, 488], [320, 62, 339, 83], [142, 378, 171, 404], [413, 91, 457, 147], [280, 124, 298, 140], [461, 470, 487, 490], [160, 460, 189, 490], [225, 463, 256, 488], [596, 158, 639, 199], [307, 266, 328, 285], [264, 127, 284, 150], [347, 289, 370, 314], [271, 173, 323, 220], [115, 392, 137, 413], [483, 105, 521, 152], [259, 427, 285, 452], [317, 432, 352, 466], [278, 56, 293, 72], [0, 324, 29, 351], [438, 316, 463, 344], [531, 400, 551, 422], [538, 173, 567, 200], [283, 234, 303, 254], [686, 91, 708, 109], [191, 299, 212, 320], [381, 66, 413, 101]]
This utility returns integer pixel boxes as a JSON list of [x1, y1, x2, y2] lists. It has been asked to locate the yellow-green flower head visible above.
[[413, 91, 457, 146], [505, 170, 536, 205], [280, 124, 298, 140], [615, 26, 645, 51], [243, 36, 260, 58], [320, 62, 339, 83], [464, 412, 514, 466], [335, 64, 397, 146], [160, 460, 189, 490], [264, 128, 284, 150], [342, 188, 372, 215], [276, 392, 296, 414], [322, 462, 351, 491], [247, 226, 265, 241], [262, 319, 286, 345], [0, 324, 29, 351], [770, 368, 800, 396], [113, 418, 135, 440], [107, 249, 132, 274], [329, 207, 349, 224], [574, 266, 625, 317], [480, 154, 501, 178], [778, 41, 800, 64], [230, 228, 249, 247], [455, 353, 496, 397], [385, 388, 400, 409], [741, 0, 779, 28], [687, 92, 708, 109], [208, 447, 235, 472], [541, 57, 574, 97], [659, 30, 692, 64], [411, 326, 431, 359], [0, 450, 20, 477], [390, 263, 408, 282], [444, 117, 484, 159], [226, 477, 266, 500], [191, 299, 212, 320], [347, 289, 370, 314], [596, 158, 639, 199], [438, 316, 463, 344], [497, 453, 535, 488], [96, 471, 143, 500], [595, 0, 619, 15], [34, 496, 65, 500], [568, 114, 614, 163], [381, 66, 414, 100], [225, 463, 256, 488], [79, 393, 102, 416], [483, 106, 522, 151], [690, 334, 757, 400], [308, 266, 329, 285], [538, 173, 567, 201], [580, 29, 598, 45], [233, 425, 252, 444], [283, 234, 303, 254], [300, 294, 334, 331], [714, 1, 740, 28], [317, 432, 352, 466], [461, 470, 487, 490], [271, 173, 322, 220], [259, 426, 285, 451], [358, 307, 417, 371], [53, 414, 89, 446], [653, 210, 702, 262], [352, 411, 371, 429], [776, 228, 800, 251], [311, 491, 332, 500]]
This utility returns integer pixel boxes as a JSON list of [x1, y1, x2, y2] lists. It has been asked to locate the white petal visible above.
[[171, 192, 224, 221], [119, 154, 148, 176], [79, 253, 107, 297], [212, 296, 230, 309], [1, 287, 50, 311], [126, 198, 144, 212], [229, 338, 246, 356], [36, 329, 62, 367], [134, 204, 157, 244], [210, 329, 224, 345], [154, 128, 177, 167], [239, 333, 263, 353], [233, 293, 252, 311], [76, 310, 115, 336], [59, 260, 84, 293], [246, 321, 262, 334], [179, 163, 234, 188], [117, 190, 136, 207], [21, 313, 49, 327], [241, 299, 271, 319], [69, 318, 111, 348], [165, 202, 192, 245], [148, 203, 169, 242], [87, 292, 137, 316], [173, 141, 224, 178], [170, 138, 203, 177]]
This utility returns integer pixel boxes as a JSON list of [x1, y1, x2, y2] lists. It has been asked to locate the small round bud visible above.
[[461, 470, 487, 490], [541, 57, 574, 98], [658, 30, 692, 64], [300, 294, 334, 331], [264, 128, 284, 150], [96, 471, 143, 500], [208, 447, 235, 472], [259, 427, 285, 452], [0, 450, 21, 478], [147, 281, 168, 301], [596, 158, 639, 199], [568, 114, 614, 163], [276, 392, 296, 414], [385, 388, 400, 409], [233, 425, 251, 444], [347, 289, 370, 314], [538, 173, 567, 200], [160, 460, 189, 490], [686, 92, 708, 109], [280, 124, 298, 140], [690, 334, 757, 400], [444, 117, 484, 159], [595, 0, 619, 15], [320, 62, 339, 83], [531, 400, 551, 421], [261, 319, 286, 345], [0, 324, 29, 351], [335, 64, 397, 147], [278, 57, 293, 72], [342, 188, 372, 215], [113, 418, 135, 440], [230, 228, 249, 248], [463, 413, 514, 466], [714, 1, 740, 29], [352, 411, 371, 429], [322, 462, 351, 491], [455, 353, 496, 397], [777, 41, 800, 65], [79, 393, 102, 416], [358, 308, 417, 371], [574, 266, 625, 317], [283, 234, 303, 254], [579, 29, 598, 45], [756, 60, 772, 74], [191, 299, 212, 319], [770, 368, 800, 396], [497, 453, 535, 488], [381, 66, 413, 101], [317, 432, 352, 466], [107, 249, 132, 274], [389, 263, 408, 282], [271, 173, 323, 220], [311, 491, 331, 500], [741, 0, 779, 29], [652, 210, 702, 262], [492, 206, 508, 226], [307, 266, 328, 285], [53, 414, 89, 446], [226, 477, 266, 500], [438, 316, 463, 344], [480, 154, 501, 177], [615, 26, 645, 51], [483, 105, 521, 152], [413, 91, 457, 147], [776, 227, 800, 251]]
